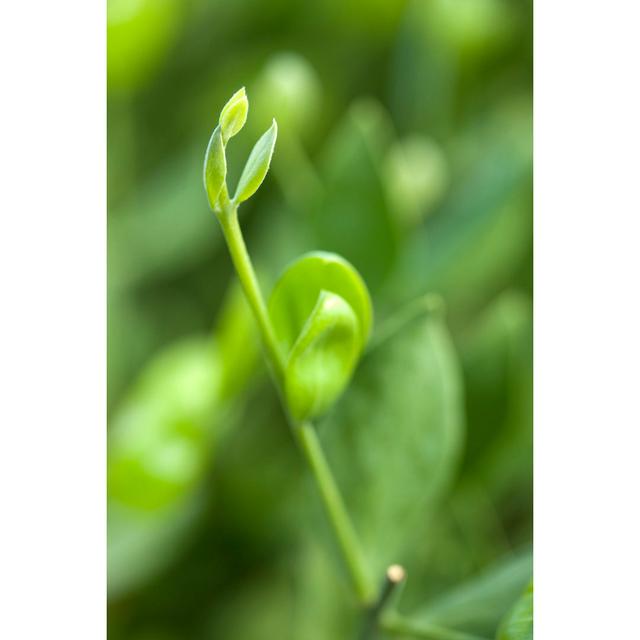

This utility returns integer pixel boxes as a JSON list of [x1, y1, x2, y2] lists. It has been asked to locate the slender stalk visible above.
[[360, 564, 406, 639], [217, 202, 285, 386], [216, 200, 374, 605], [295, 421, 374, 604], [379, 614, 490, 640]]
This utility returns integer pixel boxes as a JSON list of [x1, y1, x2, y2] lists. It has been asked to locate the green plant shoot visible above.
[[203, 88, 375, 605]]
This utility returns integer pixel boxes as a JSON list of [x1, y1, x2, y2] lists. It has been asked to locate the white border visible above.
[[535, 1, 640, 637], [0, 1, 105, 638]]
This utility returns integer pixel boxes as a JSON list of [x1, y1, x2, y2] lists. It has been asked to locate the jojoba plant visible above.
[[201, 89, 533, 639]]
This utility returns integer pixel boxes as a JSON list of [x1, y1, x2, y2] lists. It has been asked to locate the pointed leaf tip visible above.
[[203, 125, 226, 210], [219, 87, 248, 144], [233, 119, 278, 204]]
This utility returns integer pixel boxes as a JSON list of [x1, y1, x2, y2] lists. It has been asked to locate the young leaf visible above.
[[234, 119, 278, 204], [268, 252, 373, 420], [219, 87, 248, 144], [285, 291, 360, 421], [203, 124, 226, 210], [496, 581, 533, 640], [319, 297, 464, 577], [269, 251, 372, 354]]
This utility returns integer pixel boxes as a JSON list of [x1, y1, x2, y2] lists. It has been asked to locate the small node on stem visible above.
[[360, 563, 407, 639], [386, 564, 406, 584]]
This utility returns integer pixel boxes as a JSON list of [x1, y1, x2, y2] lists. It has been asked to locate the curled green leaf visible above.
[[219, 87, 248, 144], [269, 252, 372, 353], [269, 252, 372, 420], [203, 124, 226, 210], [285, 291, 359, 420], [234, 119, 278, 204]]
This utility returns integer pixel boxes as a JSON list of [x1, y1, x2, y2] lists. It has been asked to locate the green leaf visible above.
[[234, 119, 278, 204], [203, 124, 226, 210], [496, 581, 533, 640], [285, 291, 360, 421], [108, 337, 220, 511], [383, 135, 532, 317], [219, 87, 248, 144], [107, 337, 222, 597], [269, 252, 372, 352], [312, 100, 399, 291], [410, 550, 532, 637], [320, 296, 464, 577], [269, 252, 372, 420], [460, 291, 533, 500]]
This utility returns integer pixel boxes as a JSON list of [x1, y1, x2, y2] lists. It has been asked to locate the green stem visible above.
[[295, 421, 374, 604], [380, 614, 490, 640], [217, 204, 286, 386], [216, 200, 373, 605], [361, 565, 406, 639]]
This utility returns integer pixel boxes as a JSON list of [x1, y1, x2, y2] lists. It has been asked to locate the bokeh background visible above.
[[107, 0, 532, 637]]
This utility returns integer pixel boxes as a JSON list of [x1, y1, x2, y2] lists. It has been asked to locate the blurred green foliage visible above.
[[496, 580, 533, 640], [107, 0, 532, 637]]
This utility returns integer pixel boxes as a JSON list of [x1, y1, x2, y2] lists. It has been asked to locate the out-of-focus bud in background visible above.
[[384, 136, 449, 229], [252, 53, 322, 139]]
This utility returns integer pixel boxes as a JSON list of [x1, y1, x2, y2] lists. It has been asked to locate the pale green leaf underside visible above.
[[285, 290, 360, 421], [234, 119, 278, 203], [203, 125, 226, 209]]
